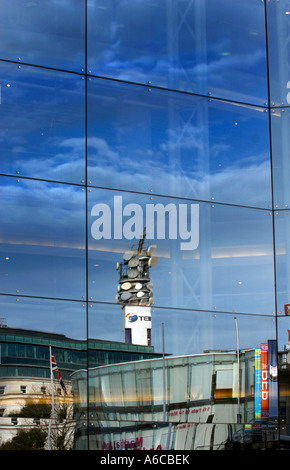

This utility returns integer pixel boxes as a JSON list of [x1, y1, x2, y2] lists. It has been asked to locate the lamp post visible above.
[[234, 317, 241, 424], [162, 323, 166, 421]]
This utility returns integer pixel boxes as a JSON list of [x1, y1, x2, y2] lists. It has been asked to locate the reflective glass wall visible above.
[[0, 0, 289, 451]]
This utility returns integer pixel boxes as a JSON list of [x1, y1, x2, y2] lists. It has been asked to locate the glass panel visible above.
[[87, 0, 268, 105], [81, 312, 277, 438], [0, 0, 85, 72], [169, 364, 188, 404], [274, 210, 290, 315], [277, 316, 290, 351], [85, 305, 277, 434], [72, 369, 89, 450], [0, 176, 86, 300], [0, 63, 86, 185], [190, 362, 213, 401], [0, 295, 87, 450], [88, 187, 275, 315], [0, 295, 86, 341], [152, 368, 163, 406], [0, 0, 285, 451], [88, 303, 124, 344], [150, 309, 276, 358], [123, 370, 138, 407], [88, 78, 271, 208], [55, 417, 282, 450], [266, 0, 290, 106], [136, 366, 152, 407], [271, 108, 290, 209], [278, 316, 290, 447]]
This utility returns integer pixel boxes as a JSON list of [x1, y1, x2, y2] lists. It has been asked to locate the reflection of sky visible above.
[[0, 62, 85, 184], [1, 293, 286, 358], [88, 303, 285, 358], [0, 296, 86, 341], [87, 0, 268, 104], [88, 188, 275, 316], [0, 0, 267, 102], [0, 0, 85, 72], [87, 79, 271, 208], [266, 0, 290, 106], [0, 177, 86, 300], [271, 110, 290, 208], [0, 63, 271, 207], [150, 308, 279, 357]]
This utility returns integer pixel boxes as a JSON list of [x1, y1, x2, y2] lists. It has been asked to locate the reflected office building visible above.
[[72, 346, 280, 451], [2, 0, 290, 451]]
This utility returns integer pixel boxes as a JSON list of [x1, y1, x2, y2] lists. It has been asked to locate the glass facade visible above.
[[0, 0, 290, 451]]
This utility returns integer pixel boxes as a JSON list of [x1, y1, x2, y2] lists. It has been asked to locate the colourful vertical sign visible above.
[[268, 339, 278, 418], [254, 348, 261, 420], [261, 343, 269, 418]]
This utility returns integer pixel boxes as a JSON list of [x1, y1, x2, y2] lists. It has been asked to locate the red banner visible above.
[[261, 343, 269, 418]]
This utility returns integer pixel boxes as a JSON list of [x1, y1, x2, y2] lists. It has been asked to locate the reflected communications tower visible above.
[[115, 228, 157, 346]]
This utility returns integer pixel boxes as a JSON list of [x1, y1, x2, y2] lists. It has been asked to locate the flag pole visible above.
[[47, 344, 55, 450]]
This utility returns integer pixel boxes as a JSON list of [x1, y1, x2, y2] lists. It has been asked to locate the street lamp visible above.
[[234, 317, 241, 424]]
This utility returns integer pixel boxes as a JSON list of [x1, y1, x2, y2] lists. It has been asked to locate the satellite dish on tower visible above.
[[123, 251, 134, 261], [147, 245, 157, 256], [121, 282, 132, 290], [121, 291, 132, 301], [128, 268, 138, 278], [128, 257, 139, 267], [148, 256, 158, 267]]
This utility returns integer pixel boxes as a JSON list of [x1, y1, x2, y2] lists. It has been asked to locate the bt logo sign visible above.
[[126, 313, 151, 323], [126, 313, 138, 323]]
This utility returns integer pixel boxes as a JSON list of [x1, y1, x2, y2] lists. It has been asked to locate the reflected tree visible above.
[[0, 427, 47, 450], [1, 390, 75, 450]]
